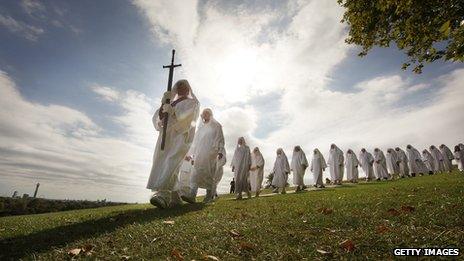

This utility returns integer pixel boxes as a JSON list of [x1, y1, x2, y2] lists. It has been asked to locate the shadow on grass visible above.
[[0, 203, 205, 260]]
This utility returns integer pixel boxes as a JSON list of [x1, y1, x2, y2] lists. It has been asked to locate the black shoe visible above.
[[150, 196, 168, 209]]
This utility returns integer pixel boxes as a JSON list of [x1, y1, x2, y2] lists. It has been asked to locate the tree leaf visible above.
[[171, 249, 184, 261], [204, 255, 219, 260], [339, 239, 355, 252], [67, 248, 82, 256]]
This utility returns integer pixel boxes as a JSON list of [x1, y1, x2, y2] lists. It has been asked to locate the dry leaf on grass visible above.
[[229, 229, 242, 238], [316, 249, 331, 255], [204, 255, 219, 260], [401, 205, 415, 213], [339, 239, 355, 252], [239, 241, 255, 251], [376, 225, 390, 234], [163, 220, 175, 225], [387, 208, 400, 216], [67, 248, 82, 256], [171, 249, 184, 261], [317, 207, 334, 215]]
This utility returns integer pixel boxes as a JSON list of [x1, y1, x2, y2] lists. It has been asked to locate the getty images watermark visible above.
[[393, 248, 460, 257]]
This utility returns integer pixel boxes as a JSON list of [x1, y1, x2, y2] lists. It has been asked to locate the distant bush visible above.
[[0, 197, 126, 217]]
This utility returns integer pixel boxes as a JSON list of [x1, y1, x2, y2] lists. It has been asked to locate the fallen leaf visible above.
[[163, 220, 175, 225], [67, 248, 82, 256], [229, 229, 242, 238], [401, 205, 415, 213], [387, 208, 400, 216], [171, 249, 184, 261], [204, 255, 219, 260], [239, 241, 255, 251], [339, 239, 355, 252], [376, 225, 389, 234], [317, 207, 333, 215], [316, 249, 331, 255], [324, 228, 338, 233]]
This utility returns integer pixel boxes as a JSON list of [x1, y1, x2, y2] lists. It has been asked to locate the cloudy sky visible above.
[[0, 0, 463, 202]]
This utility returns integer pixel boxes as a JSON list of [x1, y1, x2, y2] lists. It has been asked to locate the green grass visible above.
[[1, 172, 463, 260]]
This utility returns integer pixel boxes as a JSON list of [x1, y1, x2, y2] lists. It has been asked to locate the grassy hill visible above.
[[1, 172, 463, 260]]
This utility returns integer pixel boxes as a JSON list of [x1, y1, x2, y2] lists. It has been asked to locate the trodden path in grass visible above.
[[1, 172, 463, 260]]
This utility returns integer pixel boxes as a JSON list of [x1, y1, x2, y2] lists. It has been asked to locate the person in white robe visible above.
[[147, 80, 200, 209], [453, 145, 464, 172], [429, 145, 445, 173], [422, 149, 435, 174], [345, 149, 359, 183], [439, 144, 454, 173], [385, 148, 400, 179], [272, 148, 290, 194], [231, 137, 252, 200], [328, 144, 344, 185], [291, 146, 309, 192], [182, 108, 225, 204], [250, 147, 265, 197], [373, 148, 389, 180], [359, 148, 375, 181], [406, 144, 426, 176], [395, 147, 410, 178], [310, 148, 326, 188]]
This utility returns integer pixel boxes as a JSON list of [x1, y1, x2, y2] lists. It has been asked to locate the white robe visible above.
[[359, 151, 375, 179], [345, 152, 359, 182], [190, 118, 225, 190], [272, 152, 290, 188], [373, 150, 389, 179], [310, 150, 327, 186], [291, 150, 308, 186], [385, 150, 400, 175], [407, 147, 427, 174], [454, 150, 464, 171], [250, 151, 265, 192], [147, 98, 199, 194], [328, 146, 344, 182], [231, 145, 251, 194], [430, 147, 444, 173], [440, 145, 453, 172], [396, 148, 410, 177], [177, 159, 194, 196], [422, 150, 434, 172], [214, 147, 227, 193]]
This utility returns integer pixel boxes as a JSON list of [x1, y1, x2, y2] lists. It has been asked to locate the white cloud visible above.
[[21, 0, 46, 17], [0, 14, 44, 41], [0, 70, 156, 202], [91, 84, 121, 102]]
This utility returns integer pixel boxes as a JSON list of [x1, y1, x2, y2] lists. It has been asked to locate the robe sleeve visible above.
[[171, 99, 199, 134], [301, 152, 309, 167], [231, 149, 238, 168], [213, 123, 225, 152], [321, 156, 327, 169], [284, 156, 290, 173], [152, 109, 163, 131]]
